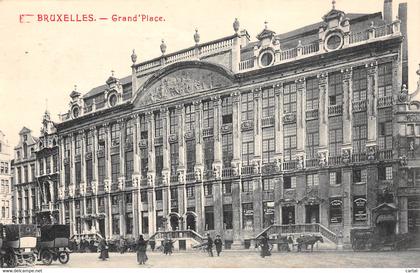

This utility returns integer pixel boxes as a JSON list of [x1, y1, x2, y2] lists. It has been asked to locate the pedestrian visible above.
[[206, 233, 214, 257], [149, 240, 156, 252], [119, 236, 127, 254], [259, 233, 271, 258], [136, 235, 148, 265], [214, 235, 223, 256], [163, 237, 173, 255], [98, 238, 109, 261], [287, 235, 294, 252]]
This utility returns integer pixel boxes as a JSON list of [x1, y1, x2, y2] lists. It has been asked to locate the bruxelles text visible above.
[[35, 14, 165, 22]]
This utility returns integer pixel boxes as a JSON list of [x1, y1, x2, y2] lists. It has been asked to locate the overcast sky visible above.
[[0, 0, 419, 150]]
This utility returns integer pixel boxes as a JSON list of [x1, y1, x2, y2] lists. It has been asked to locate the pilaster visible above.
[[317, 73, 329, 149]]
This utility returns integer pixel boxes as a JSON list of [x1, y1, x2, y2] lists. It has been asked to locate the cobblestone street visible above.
[[31, 250, 420, 268]]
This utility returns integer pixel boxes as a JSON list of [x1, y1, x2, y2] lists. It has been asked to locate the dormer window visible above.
[[72, 106, 80, 118], [109, 93, 118, 107], [325, 32, 343, 51], [23, 135, 27, 141], [259, 51, 274, 67]]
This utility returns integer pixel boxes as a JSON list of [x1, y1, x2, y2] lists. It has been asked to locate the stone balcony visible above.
[[328, 105, 343, 116], [377, 96, 393, 108], [352, 100, 367, 112], [306, 109, 319, 120]]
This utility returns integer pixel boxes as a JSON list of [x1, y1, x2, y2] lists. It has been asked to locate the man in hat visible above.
[[206, 233, 214, 257], [214, 235, 223, 256]]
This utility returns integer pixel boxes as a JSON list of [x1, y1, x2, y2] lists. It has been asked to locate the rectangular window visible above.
[[111, 154, 119, 183], [75, 134, 82, 155], [222, 96, 233, 124], [329, 171, 342, 185], [125, 119, 134, 143], [140, 148, 148, 177], [75, 162, 81, 185], [241, 92, 254, 121], [53, 154, 58, 172], [204, 184, 213, 196], [39, 159, 44, 176], [223, 182, 232, 194], [111, 123, 120, 145], [98, 127, 106, 146], [378, 62, 393, 97], [125, 214, 133, 234], [185, 104, 195, 132], [24, 166, 28, 183], [125, 151, 134, 181], [203, 137, 214, 172], [352, 112, 368, 154], [140, 115, 148, 139], [169, 108, 178, 134], [46, 157, 51, 174], [64, 164, 70, 186], [156, 210, 164, 230], [205, 206, 215, 230], [352, 66, 367, 101], [263, 201, 275, 228], [98, 157, 105, 185], [242, 180, 252, 192], [223, 204, 233, 229], [263, 178, 275, 191], [352, 169, 367, 183], [142, 212, 149, 234], [353, 196, 367, 222], [170, 143, 179, 174], [284, 124, 297, 161], [170, 187, 178, 200], [155, 189, 163, 201], [329, 198, 343, 224], [378, 121, 393, 150], [284, 176, 296, 189], [222, 133, 233, 167], [306, 78, 319, 110], [140, 191, 148, 203], [203, 101, 214, 128], [155, 146, 163, 178], [242, 203, 254, 230], [262, 88, 275, 117], [154, 112, 163, 137], [86, 130, 93, 152], [378, 166, 393, 180], [283, 82, 297, 113], [306, 174, 319, 187], [241, 130, 254, 165], [306, 119, 319, 159], [186, 186, 195, 198], [328, 117, 343, 157], [64, 136, 71, 158], [328, 72, 343, 106], [262, 127, 275, 164], [186, 139, 196, 173]]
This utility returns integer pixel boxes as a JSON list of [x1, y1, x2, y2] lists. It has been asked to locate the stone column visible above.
[[296, 78, 306, 153], [212, 96, 222, 173], [194, 101, 204, 175], [132, 114, 140, 238], [119, 119, 126, 236], [366, 62, 378, 147], [213, 180, 223, 236], [231, 179, 242, 248], [342, 68, 353, 145], [176, 105, 185, 172], [253, 88, 262, 160], [318, 169, 329, 226], [104, 123, 112, 238], [274, 83, 283, 158], [232, 92, 241, 167], [317, 73, 329, 158], [146, 111, 155, 187], [91, 126, 99, 228], [161, 108, 170, 179], [342, 167, 353, 245], [147, 188, 156, 234], [253, 177, 263, 233]]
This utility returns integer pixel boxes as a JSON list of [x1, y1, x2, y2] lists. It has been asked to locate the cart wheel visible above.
[[41, 251, 53, 265], [5, 253, 17, 268], [58, 251, 70, 264]]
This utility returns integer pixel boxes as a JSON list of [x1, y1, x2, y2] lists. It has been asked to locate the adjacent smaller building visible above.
[[0, 130, 12, 224]]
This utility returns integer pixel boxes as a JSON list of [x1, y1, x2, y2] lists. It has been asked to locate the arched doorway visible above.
[[185, 211, 197, 231], [169, 212, 181, 231]]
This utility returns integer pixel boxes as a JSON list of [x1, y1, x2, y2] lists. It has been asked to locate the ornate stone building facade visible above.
[[0, 130, 13, 224], [55, 1, 416, 247]]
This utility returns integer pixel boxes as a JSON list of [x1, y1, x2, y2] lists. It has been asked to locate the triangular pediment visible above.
[[257, 28, 276, 40], [133, 61, 235, 107]]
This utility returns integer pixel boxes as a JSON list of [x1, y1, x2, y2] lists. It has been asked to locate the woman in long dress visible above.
[[136, 235, 148, 265]]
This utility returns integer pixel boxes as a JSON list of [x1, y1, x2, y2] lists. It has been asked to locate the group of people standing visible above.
[[204, 234, 223, 257], [98, 235, 148, 265]]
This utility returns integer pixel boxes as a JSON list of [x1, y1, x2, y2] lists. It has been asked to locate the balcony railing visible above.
[[352, 153, 366, 162], [125, 179, 133, 188], [283, 160, 298, 171], [261, 116, 275, 127], [239, 59, 254, 70], [222, 167, 236, 178], [241, 165, 254, 176], [328, 105, 342, 116], [378, 149, 393, 160], [186, 172, 195, 182], [204, 170, 214, 180], [352, 100, 367, 112], [140, 177, 148, 186], [305, 158, 319, 168], [328, 156, 342, 166], [377, 96, 393, 108], [202, 127, 214, 138], [306, 109, 319, 120]]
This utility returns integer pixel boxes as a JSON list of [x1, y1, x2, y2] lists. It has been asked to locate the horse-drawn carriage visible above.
[[350, 227, 412, 251], [36, 224, 70, 265], [1, 224, 38, 267]]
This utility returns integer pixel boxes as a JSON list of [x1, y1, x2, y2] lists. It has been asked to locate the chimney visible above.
[[383, 0, 393, 24], [399, 3, 408, 86]]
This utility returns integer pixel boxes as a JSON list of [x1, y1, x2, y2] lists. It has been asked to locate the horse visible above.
[[296, 235, 324, 252]]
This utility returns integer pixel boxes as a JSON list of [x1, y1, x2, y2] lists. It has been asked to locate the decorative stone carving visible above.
[[221, 124, 233, 134], [138, 68, 233, 106], [399, 84, 409, 103], [168, 134, 178, 143], [177, 170, 185, 184], [132, 175, 140, 188], [275, 158, 282, 172], [241, 120, 254, 132], [297, 155, 305, 170], [318, 151, 328, 167], [283, 112, 297, 124], [162, 173, 169, 186], [80, 183, 86, 196], [212, 165, 221, 179], [231, 162, 240, 176], [147, 174, 153, 186], [194, 169, 202, 181], [399, 155, 408, 166], [118, 177, 124, 191], [58, 187, 64, 200], [367, 146, 376, 161], [184, 130, 195, 140], [252, 159, 261, 174], [342, 149, 351, 164], [69, 186, 75, 198]]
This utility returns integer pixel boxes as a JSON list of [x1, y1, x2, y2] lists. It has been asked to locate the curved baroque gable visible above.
[[133, 61, 235, 107]]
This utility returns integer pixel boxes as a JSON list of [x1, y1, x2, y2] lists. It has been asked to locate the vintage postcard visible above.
[[0, 0, 419, 270]]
